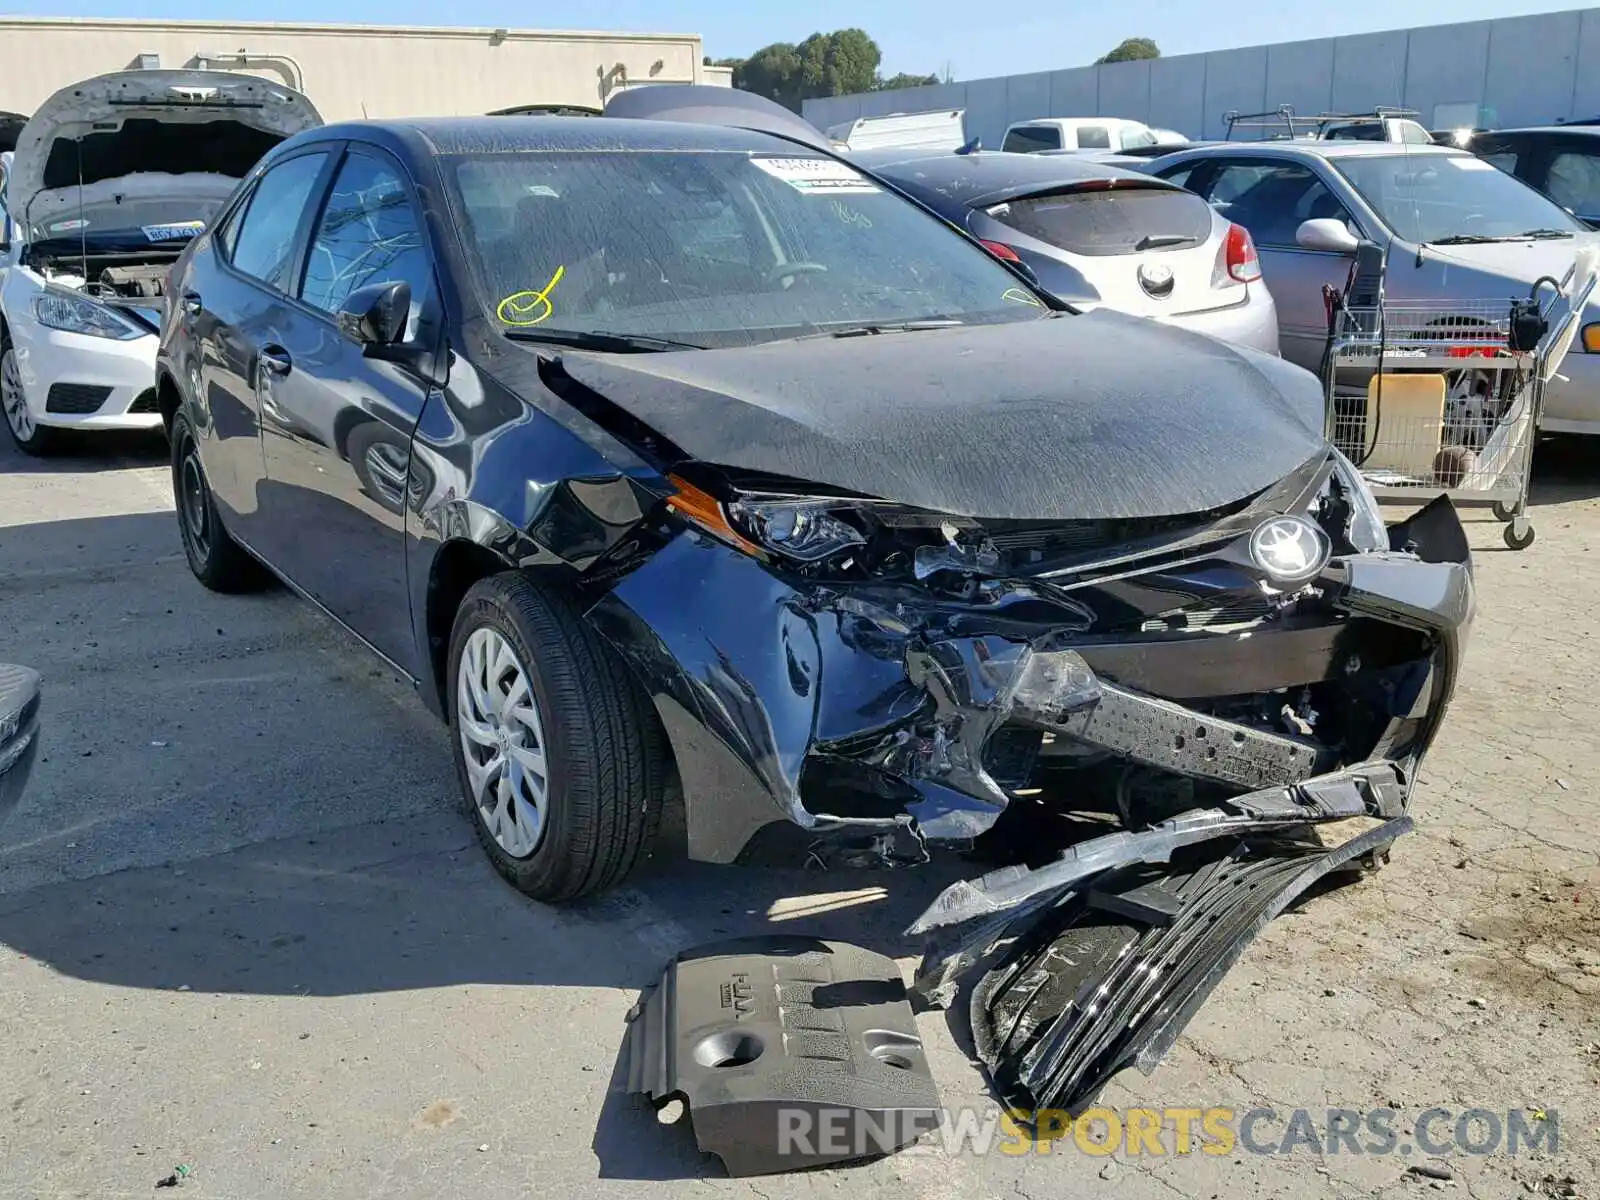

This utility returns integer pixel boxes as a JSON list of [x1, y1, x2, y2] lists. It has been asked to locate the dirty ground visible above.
[[0, 431, 1595, 1199]]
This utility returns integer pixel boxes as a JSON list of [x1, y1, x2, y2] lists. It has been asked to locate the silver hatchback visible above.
[[855, 150, 1281, 355]]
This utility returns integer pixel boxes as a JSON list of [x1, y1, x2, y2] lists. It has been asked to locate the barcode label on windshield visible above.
[[751, 157, 881, 194]]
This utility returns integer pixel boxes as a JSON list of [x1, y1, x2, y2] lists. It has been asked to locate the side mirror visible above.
[[1296, 217, 1360, 254], [337, 280, 411, 348], [0, 663, 42, 829]]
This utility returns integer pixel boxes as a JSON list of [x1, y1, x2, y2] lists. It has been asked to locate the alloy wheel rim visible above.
[[179, 444, 211, 559], [457, 627, 550, 859], [1, 349, 34, 441]]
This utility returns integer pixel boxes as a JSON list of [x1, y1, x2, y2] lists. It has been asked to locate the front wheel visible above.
[[2, 339, 61, 456], [448, 572, 666, 902]]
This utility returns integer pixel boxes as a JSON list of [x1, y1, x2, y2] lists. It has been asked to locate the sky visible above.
[[12, 0, 1593, 81]]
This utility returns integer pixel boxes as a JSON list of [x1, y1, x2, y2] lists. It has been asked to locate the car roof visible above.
[[301, 115, 826, 158], [852, 148, 1172, 206], [1172, 139, 1464, 161], [1486, 125, 1600, 136]]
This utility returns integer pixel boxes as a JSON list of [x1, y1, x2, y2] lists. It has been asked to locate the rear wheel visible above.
[[2, 338, 61, 455], [448, 572, 666, 902], [170, 410, 269, 592]]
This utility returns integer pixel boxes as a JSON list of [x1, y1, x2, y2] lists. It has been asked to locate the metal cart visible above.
[[1321, 251, 1596, 551]]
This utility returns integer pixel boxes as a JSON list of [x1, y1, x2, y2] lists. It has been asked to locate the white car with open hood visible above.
[[1, 70, 322, 453]]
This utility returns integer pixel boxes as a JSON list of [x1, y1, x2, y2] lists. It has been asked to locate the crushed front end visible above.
[[591, 446, 1472, 869]]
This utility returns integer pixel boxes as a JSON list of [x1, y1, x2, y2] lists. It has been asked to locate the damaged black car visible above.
[[157, 104, 1473, 924]]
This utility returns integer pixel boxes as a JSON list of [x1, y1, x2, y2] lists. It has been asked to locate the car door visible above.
[[256, 143, 441, 673], [1175, 157, 1361, 371], [185, 147, 337, 539]]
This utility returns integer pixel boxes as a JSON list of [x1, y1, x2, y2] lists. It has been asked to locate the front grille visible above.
[[986, 511, 1241, 569], [128, 389, 159, 414], [1140, 593, 1276, 632], [45, 383, 112, 414]]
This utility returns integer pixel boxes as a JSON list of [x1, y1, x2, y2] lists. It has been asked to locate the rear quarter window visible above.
[[988, 186, 1212, 256]]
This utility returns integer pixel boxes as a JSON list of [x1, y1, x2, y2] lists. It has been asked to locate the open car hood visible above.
[[10, 69, 322, 237], [545, 309, 1329, 521]]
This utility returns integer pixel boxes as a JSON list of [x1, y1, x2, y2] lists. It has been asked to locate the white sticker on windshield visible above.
[[751, 156, 881, 195], [142, 220, 206, 242], [1449, 156, 1497, 171]]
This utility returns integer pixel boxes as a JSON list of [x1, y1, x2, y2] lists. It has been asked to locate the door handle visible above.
[[258, 345, 292, 377], [179, 291, 202, 317]]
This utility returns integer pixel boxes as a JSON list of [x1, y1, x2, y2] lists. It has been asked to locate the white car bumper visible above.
[[1541, 348, 1600, 435], [8, 316, 161, 432]]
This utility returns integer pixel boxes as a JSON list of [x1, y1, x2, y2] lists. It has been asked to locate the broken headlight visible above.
[[726, 497, 867, 563], [1328, 449, 1388, 554]]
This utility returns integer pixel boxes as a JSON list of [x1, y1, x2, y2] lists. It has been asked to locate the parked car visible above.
[[1461, 126, 1600, 227], [0, 663, 41, 829], [1001, 117, 1163, 153], [854, 149, 1279, 353], [1223, 106, 1434, 145], [158, 107, 1473, 905], [1146, 139, 1600, 434], [0, 69, 322, 454], [826, 109, 967, 154]]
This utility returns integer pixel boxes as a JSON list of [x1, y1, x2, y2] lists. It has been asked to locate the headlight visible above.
[[1330, 449, 1388, 553], [33, 291, 143, 340], [726, 496, 867, 563]]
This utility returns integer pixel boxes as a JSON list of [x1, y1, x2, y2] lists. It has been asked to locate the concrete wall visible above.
[[0, 17, 708, 121], [804, 7, 1600, 145]]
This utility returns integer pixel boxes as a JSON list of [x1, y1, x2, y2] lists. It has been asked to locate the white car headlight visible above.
[[1330, 449, 1388, 553], [33, 291, 143, 341]]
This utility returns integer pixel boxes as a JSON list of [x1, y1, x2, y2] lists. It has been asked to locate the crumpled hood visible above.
[[544, 309, 1328, 521], [10, 69, 322, 233]]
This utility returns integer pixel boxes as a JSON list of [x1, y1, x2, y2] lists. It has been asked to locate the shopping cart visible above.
[[1321, 246, 1597, 551]]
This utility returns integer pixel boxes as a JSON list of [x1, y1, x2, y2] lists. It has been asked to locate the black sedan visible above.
[[156, 109, 1473, 902]]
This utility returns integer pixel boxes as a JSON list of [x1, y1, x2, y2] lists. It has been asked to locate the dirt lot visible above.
[[0, 431, 1595, 1200]]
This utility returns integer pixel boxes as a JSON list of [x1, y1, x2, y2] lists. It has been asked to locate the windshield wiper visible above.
[[1428, 229, 1577, 246], [501, 328, 704, 352], [1133, 233, 1198, 250], [803, 319, 965, 340]]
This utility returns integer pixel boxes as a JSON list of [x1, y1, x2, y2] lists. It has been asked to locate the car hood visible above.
[[10, 69, 322, 236], [1422, 232, 1600, 287], [542, 309, 1328, 521]]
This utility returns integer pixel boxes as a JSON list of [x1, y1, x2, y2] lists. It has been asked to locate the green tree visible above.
[[1097, 37, 1160, 64], [727, 29, 888, 111], [875, 72, 941, 91]]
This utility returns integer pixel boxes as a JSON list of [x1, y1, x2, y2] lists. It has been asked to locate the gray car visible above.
[[855, 149, 1280, 355], [1146, 140, 1600, 434]]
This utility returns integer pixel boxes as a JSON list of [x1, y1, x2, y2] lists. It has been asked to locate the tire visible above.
[[448, 572, 666, 902], [1491, 500, 1516, 523], [170, 410, 269, 593], [1, 337, 62, 455], [1503, 519, 1536, 551]]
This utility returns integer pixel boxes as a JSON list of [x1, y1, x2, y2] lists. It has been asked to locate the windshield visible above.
[[445, 149, 1049, 348], [1334, 153, 1586, 243]]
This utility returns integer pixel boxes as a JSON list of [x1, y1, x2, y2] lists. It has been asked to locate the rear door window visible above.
[[989, 185, 1212, 255], [1075, 125, 1112, 150], [228, 152, 330, 291], [1002, 126, 1062, 153]]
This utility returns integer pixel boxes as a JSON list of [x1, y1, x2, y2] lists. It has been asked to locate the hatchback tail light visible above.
[[1224, 222, 1261, 283], [980, 239, 1022, 263]]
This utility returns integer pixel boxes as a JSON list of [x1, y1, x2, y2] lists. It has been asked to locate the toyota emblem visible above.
[[1248, 516, 1330, 586], [1137, 261, 1175, 298]]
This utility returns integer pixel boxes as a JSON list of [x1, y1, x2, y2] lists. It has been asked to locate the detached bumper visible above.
[[591, 498, 1472, 865]]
